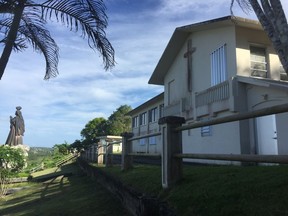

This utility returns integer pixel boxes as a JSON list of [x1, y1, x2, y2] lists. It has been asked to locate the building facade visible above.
[[127, 93, 164, 154], [128, 16, 288, 162]]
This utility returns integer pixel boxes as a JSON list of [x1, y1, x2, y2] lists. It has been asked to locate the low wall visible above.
[[77, 159, 174, 216]]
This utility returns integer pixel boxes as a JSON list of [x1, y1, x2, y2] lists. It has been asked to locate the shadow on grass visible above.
[[0, 163, 130, 216]]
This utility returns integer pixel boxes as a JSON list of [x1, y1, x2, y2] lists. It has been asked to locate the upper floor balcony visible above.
[[163, 75, 288, 121], [163, 77, 242, 119], [195, 79, 236, 118]]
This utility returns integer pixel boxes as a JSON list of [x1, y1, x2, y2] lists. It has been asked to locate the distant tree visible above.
[[80, 117, 107, 147], [0, 0, 115, 80], [106, 105, 132, 135], [53, 142, 70, 155], [231, 0, 288, 73], [70, 139, 84, 152], [77, 105, 132, 150]]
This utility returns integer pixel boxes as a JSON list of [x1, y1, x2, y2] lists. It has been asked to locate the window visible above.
[[211, 44, 227, 86], [250, 46, 267, 78], [149, 136, 156, 145], [139, 138, 146, 146], [139, 112, 147, 126], [132, 116, 138, 128], [201, 126, 212, 137], [148, 107, 158, 123], [159, 104, 164, 118]]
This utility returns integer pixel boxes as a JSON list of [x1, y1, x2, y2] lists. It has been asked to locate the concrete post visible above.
[[105, 143, 113, 167], [94, 144, 98, 162], [158, 116, 185, 189], [92, 144, 95, 162], [121, 132, 134, 171], [98, 142, 105, 165]]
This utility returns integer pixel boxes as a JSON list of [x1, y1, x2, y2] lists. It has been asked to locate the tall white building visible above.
[[128, 16, 288, 163]]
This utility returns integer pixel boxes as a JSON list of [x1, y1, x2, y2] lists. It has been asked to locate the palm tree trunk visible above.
[[0, 1, 26, 80], [249, 0, 288, 73]]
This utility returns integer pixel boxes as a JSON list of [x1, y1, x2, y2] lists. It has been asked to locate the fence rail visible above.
[[174, 153, 288, 164], [81, 103, 288, 189], [55, 154, 79, 167], [127, 153, 161, 157], [176, 103, 288, 132], [30, 164, 43, 173], [128, 132, 161, 141]]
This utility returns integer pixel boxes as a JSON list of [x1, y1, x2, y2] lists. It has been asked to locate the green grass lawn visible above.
[[2, 162, 288, 216], [102, 164, 288, 216], [0, 163, 129, 216]]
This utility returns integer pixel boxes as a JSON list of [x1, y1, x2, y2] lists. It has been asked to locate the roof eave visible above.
[[127, 92, 164, 116], [148, 30, 189, 85]]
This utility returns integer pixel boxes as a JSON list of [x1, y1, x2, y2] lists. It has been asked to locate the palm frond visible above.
[[39, 0, 114, 70], [0, 4, 59, 79], [19, 13, 59, 79], [0, 17, 28, 51], [230, 0, 253, 15]]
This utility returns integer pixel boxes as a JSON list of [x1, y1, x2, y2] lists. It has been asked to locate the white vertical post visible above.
[[98, 140, 105, 164], [105, 143, 113, 167], [159, 116, 185, 188]]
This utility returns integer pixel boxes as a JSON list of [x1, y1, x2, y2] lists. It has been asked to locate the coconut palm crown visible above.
[[0, 0, 115, 80]]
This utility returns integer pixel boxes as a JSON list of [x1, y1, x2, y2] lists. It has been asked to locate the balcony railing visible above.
[[195, 80, 230, 107], [164, 101, 181, 116]]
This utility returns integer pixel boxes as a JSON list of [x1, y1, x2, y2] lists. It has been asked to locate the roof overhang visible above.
[[127, 92, 164, 116], [236, 76, 288, 91], [96, 135, 122, 142]]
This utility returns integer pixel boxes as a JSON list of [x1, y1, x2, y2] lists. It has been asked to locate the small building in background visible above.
[[81, 135, 122, 163], [127, 93, 164, 154]]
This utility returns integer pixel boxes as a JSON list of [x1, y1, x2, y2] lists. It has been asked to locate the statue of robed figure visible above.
[[5, 106, 25, 146]]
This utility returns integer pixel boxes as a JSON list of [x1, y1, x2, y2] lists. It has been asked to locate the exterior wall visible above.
[[191, 26, 237, 91], [182, 121, 241, 164], [130, 100, 163, 154], [275, 113, 288, 154], [162, 25, 243, 162], [246, 84, 288, 110], [235, 26, 281, 79], [163, 26, 237, 119]]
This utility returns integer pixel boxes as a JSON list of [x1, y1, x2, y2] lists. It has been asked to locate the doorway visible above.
[[255, 114, 278, 155]]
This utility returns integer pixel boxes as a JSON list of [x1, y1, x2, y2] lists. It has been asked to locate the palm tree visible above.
[[231, 0, 288, 74], [0, 0, 115, 80]]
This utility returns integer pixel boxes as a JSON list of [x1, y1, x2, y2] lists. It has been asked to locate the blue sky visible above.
[[0, 0, 287, 148]]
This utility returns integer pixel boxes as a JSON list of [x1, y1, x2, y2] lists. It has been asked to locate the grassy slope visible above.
[[2, 162, 288, 216], [0, 163, 129, 216], [103, 164, 288, 216]]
